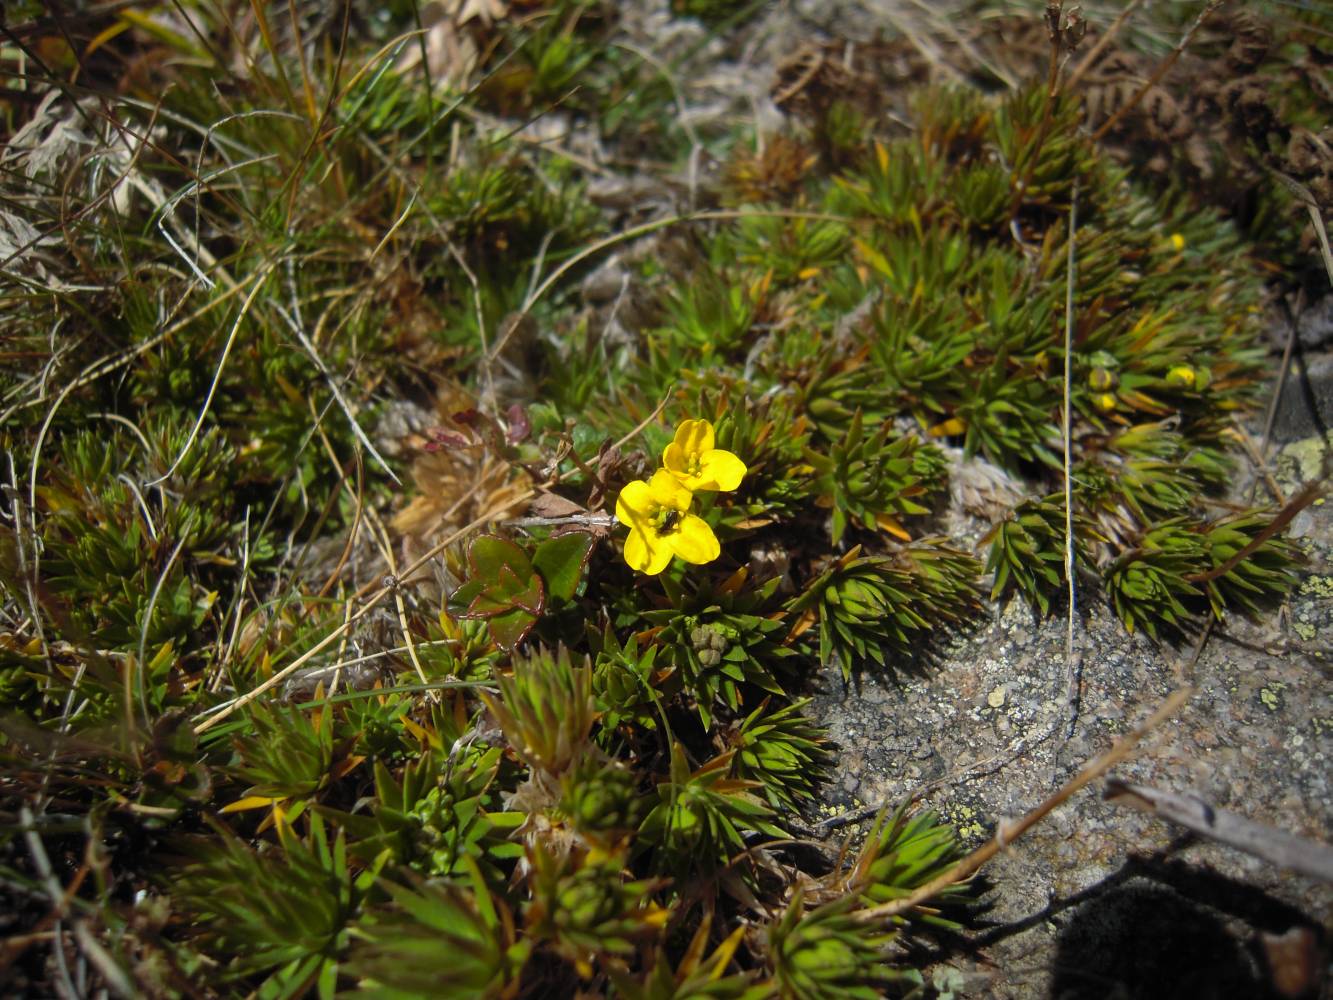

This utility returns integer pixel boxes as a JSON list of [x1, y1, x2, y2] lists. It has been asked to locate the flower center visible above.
[[653, 506, 682, 535]]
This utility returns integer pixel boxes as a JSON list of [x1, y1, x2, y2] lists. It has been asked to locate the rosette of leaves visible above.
[[523, 843, 666, 978], [833, 805, 968, 924], [765, 890, 908, 1000], [589, 626, 661, 736], [321, 746, 523, 878], [40, 470, 216, 653], [788, 542, 983, 680], [797, 349, 888, 441], [1103, 519, 1208, 639], [417, 611, 503, 683], [1198, 511, 1302, 618], [1080, 422, 1233, 529], [560, 754, 645, 842], [228, 701, 341, 804], [345, 861, 529, 999], [1103, 508, 1300, 639], [720, 209, 850, 286], [482, 645, 595, 775], [804, 411, 945, 543], [985, 494, 1097, 616], [639, 742, 784, 873], [169, 812, 373, 992], [337, 691, 414, 760], [642, 573, 796, 726], [726, 698, 833, 812], [588, 624, 662, 735], [654, 262, 759, 358], [611, 918, 765, 1000], [953, 355, 1062, 468]]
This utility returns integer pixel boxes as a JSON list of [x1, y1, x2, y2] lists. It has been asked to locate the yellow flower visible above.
[[662, 419, 746, 492], [616, 469, 720, 575]]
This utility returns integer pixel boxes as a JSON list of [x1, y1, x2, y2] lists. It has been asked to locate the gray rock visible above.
[[809, 467, 1332, 998]]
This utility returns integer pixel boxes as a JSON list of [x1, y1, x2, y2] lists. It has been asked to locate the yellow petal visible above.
[[623, 527, 669, 574], [696, 449, 746, 491], [668, 515, 720, 565], [672, 418, 715, 457], [662, 440, 690, 481], [648, 468, 693, 510], [616, 479, 654, 524]]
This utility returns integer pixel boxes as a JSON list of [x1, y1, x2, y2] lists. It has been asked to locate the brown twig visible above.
[[1061, 178, 1081, 739], [1091, 0, 1224, 143], [1004, 2, 1069, 228], [1066, 0, 1149, 91], [1185, 481, 1324, 584]]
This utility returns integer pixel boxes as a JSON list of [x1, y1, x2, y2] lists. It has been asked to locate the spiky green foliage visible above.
[[766, 891, 910, 1000], [640, 573, 797, 726], [1106, 512, 1303, 638], [727, 698, 833, 812], [639, 742, 785, 873], [789, 543, 984, 680], [229, 702, 338, 803], [170, 813, 374, 993], [482, 646, 596, 775], [836, 806, 969, 923], [524, 844, 665, 976], [985, 495, 1096, 616], [805, 412, 946, 543], [611, 919, 765, 999], [320, 745, 522, 877], [589, 624, 662, 735], [560, 755, 645, 841], [346, 864, 530, 1000]]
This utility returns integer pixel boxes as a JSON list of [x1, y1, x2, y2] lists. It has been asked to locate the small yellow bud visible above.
[[1166, 365, 1196, 388], [1087, 367, 1117, 392], [1092, 392, 1118, 412], [1170, 233, 1185, 252]]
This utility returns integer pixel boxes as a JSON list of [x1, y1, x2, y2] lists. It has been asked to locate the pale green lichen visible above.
[[1275, 434, 1333, 493], [1259, 681, 1286, 712]]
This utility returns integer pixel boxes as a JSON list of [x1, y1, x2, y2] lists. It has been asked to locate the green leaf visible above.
[[532, 531, 594, 603], [486, 607, 538, 651]]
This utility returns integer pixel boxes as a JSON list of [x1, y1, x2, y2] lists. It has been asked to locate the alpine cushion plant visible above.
[[616, 419, 747, 574]]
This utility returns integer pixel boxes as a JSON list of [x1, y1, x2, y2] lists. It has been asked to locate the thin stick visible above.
[[365, 506, 429, 685], [489, 208, 851, 363], [1091, 0, 1223, 143], [613, 390, 673, 454], [192, 492, 533, 734], [1062, 179, 1081, 739], [276, 300, 401, 484], [1106, 779, 1333, 882], [1004, 2, 1067, 227], [1186, 481, 1323, 584], [855, 686, 1193, 923], [1066, 0, 1149, 91], [147, 263, 276, 487]]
